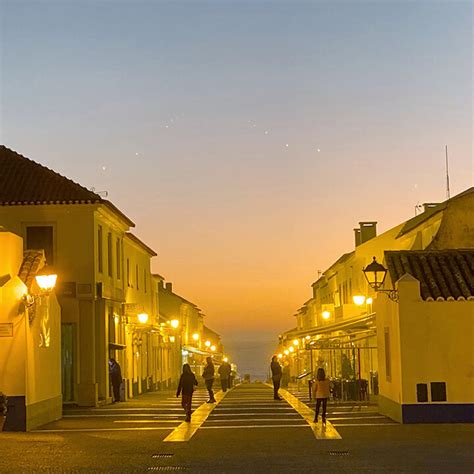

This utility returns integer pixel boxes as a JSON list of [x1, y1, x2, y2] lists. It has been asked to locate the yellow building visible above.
[[0, 229, 61, 430], [159, 281, 223, 377], [279, 188, 473, 422], [0, 145, 176, 406]]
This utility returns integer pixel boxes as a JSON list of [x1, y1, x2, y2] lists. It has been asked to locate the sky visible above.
[[1, 1, 472, 378]]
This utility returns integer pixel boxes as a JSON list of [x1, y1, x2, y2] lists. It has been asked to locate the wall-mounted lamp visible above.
[[169, 335, 176, 343], [170, 319, 179, 328], [204, 340, 211, 347], [192, 333, 199, 341], [35, 266, 58, 292], [353, 295, 366, 306], [322, 310, 331, 320], [138, 313, 149, 324], [210, 345, 216, 352], [363, 257, 398, 302]]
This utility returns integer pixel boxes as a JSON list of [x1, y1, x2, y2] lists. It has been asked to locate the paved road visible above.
[[0, 383, 473, 473]]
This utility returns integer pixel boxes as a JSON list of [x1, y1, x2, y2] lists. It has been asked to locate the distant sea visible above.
[[223, 331, 278, 382]]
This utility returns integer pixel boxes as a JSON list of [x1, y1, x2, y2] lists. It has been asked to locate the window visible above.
[[431, 382, 447, 402], [136, 264, 139, 290], [116, 239, 121, 280], [417, 383, 428, 403], [26, 226, 54, 264], [107, 232, 113, 277], [98, 226, 103, 273], [384, 327, 391, 381], [127, 259, 130, 287]]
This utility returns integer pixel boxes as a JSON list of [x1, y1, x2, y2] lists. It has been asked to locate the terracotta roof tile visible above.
[[385, 249, 474, 301], [19, 250, 46, 290], [0, 145, 102, 205]]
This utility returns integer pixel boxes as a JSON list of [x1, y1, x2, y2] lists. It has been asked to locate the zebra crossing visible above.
[[285, 386, 397, 427]]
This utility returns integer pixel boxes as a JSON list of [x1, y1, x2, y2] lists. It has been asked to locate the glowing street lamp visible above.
[[353, 295, 366, 306], [170, 319, 179, 328], [205, 340, 211, 347], [292, 339, 299, 346], [192, 333, 199, 341], [169, 336, 176, 343], [35, 266, 58, 292], [284, 349, 289, 355], [138, 313, 149, 324], [277, 353, 283, 359], [210, 345, 216, 352], [223, 357, 229, 362], [362, 257, 398, 302], [305, 335, 311, 340], [366, 297, 373, 305], [322, 310, 331, 320], [289, 346, 294, 353]]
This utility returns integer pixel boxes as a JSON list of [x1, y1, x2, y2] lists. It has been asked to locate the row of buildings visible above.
[[0, 145, 226, 431], [277, 188, 473, 423]]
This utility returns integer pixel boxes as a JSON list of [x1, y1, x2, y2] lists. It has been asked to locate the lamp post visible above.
[[362, 257, 398, 302]]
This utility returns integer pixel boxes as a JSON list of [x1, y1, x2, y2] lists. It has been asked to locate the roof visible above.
[[385, 249, 474, 301], [0, 145, 135, 227], [125, 232, 157, 256], [311, 251, 354, 287], [396, 187, 473, 238], [18, 250, 46, 290]]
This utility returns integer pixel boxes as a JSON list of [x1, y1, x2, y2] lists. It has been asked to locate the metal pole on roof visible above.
[[445, 145, 451, 200]]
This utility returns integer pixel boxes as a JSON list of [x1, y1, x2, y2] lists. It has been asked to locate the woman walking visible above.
[[313, 368, 330, 425], [176, 364, 198, 422]]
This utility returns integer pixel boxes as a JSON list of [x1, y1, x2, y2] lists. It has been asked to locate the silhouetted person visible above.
[[270, 355, 282, 400], [281, 362, 291, 389], [313, 368, 330, 425], [203, 357, 216, 403], [218, 361, 232, 392], [108, 358, 122, 403], [176, 363, 198, 422]]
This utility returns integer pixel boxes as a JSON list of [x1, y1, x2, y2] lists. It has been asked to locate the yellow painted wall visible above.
[[397, 276, 474, 404]]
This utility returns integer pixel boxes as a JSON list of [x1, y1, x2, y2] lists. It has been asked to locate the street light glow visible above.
[[138, 313, 149, 324], [210, 345, 216, 352], [205, 340, 211, 347], [169, 336, 175, 343], [292, 339, 299, 346], [192, 333, 199, 341], [35, 266, 58, 292], [170, 319, 179, 328], [322, 311, 331, 319], [289, 346, 294, 353], [284, 349, 289, 355], [353, 295, 366, 306], [223, 357, 229, 362], [366, 297, 373, 305], [277, 353, 283, 359]]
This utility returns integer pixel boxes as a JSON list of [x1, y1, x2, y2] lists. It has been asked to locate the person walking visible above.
[[202, 357, 216, 403], [218, 361, 232, 392], [108, 358, 122, 403], [313, 368, 330, 425], [270, 355, 282, 400], [176, 363, 198, 422]]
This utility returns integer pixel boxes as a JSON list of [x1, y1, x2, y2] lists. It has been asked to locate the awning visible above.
[[182, 345, 213, 356], [109, 343, 126, 350], [282, 313, 376, 340]]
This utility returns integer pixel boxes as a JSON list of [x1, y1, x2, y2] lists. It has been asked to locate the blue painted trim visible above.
[[402, 404, 474, 423]]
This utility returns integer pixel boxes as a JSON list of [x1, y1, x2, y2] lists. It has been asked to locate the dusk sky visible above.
[[1, 1, 472, 376]]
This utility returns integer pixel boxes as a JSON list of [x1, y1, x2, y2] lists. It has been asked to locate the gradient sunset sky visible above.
[[1, 1, 472, 376]]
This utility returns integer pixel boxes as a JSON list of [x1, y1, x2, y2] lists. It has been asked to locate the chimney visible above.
[[359, 221, 377, 245], [354, 228, 362, 247], [165, 282, 173, 292], [422, 203, 439, 213]]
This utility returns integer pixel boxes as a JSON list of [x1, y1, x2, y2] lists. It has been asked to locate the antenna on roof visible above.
[[445, 145, 451, 200], [90, 187, 108, 197]]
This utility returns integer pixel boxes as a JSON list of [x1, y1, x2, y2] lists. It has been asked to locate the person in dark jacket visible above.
[[218, 361, 232, 392], [176, 364, 198, 422], [202, 357, 216, 403], [270, 355, 282, 400], [108, 358, 122, 403]]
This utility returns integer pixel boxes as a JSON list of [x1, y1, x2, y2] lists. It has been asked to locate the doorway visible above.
[[61, 323, 76, 403]]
